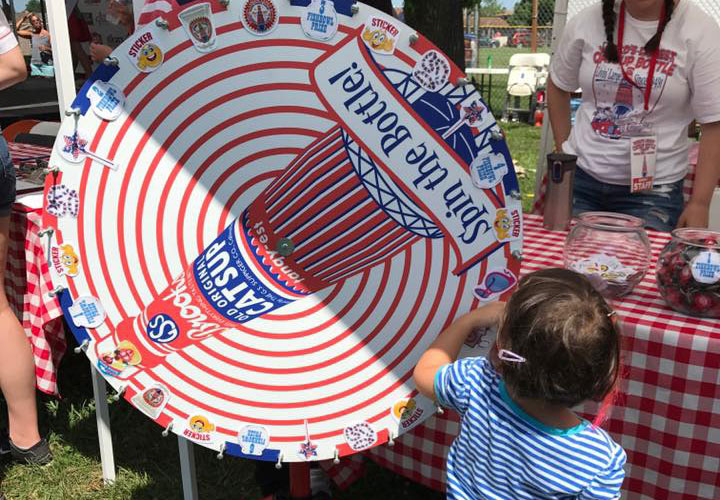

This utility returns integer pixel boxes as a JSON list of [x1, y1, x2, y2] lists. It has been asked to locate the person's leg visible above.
[[0, 137, 41, 449], [70, 41, 93, 80], [0, 217, 41, 449]]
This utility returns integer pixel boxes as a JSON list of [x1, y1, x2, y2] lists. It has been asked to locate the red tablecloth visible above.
[[333, 214, 719, 500], [5, 142, 66, 395], [5, 203, 65, 395], [7, 141, 52, 164]]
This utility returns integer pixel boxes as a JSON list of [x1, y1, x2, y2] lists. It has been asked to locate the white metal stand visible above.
[[178, 437, 199, 500], [45, 0, 74, 113], [90, 365, 116, 483]]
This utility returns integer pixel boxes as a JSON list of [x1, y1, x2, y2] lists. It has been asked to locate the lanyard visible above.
[[617, 0, 665, 112]]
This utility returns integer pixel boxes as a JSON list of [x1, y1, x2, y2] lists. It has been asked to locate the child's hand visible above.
[[413, 301, 505, 401], [463, 301, 505, 331]]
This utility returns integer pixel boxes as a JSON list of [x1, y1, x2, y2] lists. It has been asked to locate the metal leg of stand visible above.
[[178, 436, 199, 500], [90, 365, 116, 483]]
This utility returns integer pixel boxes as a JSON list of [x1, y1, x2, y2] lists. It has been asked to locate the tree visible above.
[[464, 0, 504, 17], [404, 0, 465, 70], [363, 0, 394, 16], [479, 0, 505, 17], [25, 0, 42, 14], [508, 0, 555, 26]]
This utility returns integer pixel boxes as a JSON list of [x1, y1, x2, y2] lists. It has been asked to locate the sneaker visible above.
[[9, 437, 53, 466], [0, 429, 10, 456]]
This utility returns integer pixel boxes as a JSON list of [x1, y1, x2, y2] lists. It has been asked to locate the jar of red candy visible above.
[[564, 212, 651, 298], [656, 229, 720, 318]]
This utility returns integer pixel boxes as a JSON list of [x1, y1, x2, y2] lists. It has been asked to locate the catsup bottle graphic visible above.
[[96, 34, 509, 375]]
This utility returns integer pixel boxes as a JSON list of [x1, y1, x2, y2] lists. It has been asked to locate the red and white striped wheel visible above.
[[43, 0, 522, 462]]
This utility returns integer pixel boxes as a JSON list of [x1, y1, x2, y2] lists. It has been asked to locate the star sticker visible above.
[[298, 440, 318, 459], [463, 101, 484, 125], [63, 133, 88, 160]]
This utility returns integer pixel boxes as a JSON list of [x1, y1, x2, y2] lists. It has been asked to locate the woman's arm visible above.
[[413, 302, 505, 400], [14, 14, 32, 39], [0, 45, 27, 90], [677, 121, 720, 228], [547, 76, 573, 153]]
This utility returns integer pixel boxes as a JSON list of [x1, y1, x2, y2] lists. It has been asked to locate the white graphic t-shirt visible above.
[[551, 0, 720, 185], [0, 9, 19, 55]]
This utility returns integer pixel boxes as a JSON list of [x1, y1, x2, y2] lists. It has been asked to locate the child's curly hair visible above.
[[498, 268, 621, 407]]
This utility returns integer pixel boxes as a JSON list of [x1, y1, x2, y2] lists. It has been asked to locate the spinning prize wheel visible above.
[[43, 0, 523, 463]]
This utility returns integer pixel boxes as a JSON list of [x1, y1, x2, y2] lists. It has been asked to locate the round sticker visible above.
[[242, 0, 279, 36], [301, 0, 338, 41]]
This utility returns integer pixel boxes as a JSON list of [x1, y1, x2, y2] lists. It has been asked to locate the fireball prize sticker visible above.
[[691, 251, 720, 284], [301, 0, 337, 41], [68, 296, 106, 328], [238, 425, 270, 456], [88, 81, 125, 121]]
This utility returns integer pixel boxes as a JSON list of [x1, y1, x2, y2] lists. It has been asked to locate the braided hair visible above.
[[602, 0, 676, 63]]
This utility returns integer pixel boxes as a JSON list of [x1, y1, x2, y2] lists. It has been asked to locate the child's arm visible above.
[[578, 445, 626, 500], [413, 301, 504, 401]]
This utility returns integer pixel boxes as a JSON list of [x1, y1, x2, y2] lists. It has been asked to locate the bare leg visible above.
[[0, 216, 41, 448], [70, 41, 93, 80]]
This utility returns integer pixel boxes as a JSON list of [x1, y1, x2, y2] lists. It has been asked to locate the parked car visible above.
[[509, 30, 531, 48], [477, 36, 500, 48]]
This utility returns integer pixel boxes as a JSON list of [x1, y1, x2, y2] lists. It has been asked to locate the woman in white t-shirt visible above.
[[547, 0, 720, 231]]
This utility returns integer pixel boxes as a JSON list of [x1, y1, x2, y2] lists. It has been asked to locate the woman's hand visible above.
[[677, 200, 710, 228], [680, 121, 720, 229], [90, 43, 113, 63]]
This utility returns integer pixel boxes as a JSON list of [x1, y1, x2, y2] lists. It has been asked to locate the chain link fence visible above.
[[464, 0, 720, 120], [463, 1, 556, 120]]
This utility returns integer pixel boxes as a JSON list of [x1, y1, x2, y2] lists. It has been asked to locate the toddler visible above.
[[414, 268, 626, 499]]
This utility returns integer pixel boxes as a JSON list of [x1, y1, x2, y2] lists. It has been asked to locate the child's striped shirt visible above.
[[434, 357, 626, 500]]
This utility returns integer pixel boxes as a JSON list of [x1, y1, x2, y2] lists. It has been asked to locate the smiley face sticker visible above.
[[126, 31, 164, 72]]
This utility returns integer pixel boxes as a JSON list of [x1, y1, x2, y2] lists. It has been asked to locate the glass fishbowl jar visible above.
[[656, 228, 720, 318], [563, 212, 651, 298]]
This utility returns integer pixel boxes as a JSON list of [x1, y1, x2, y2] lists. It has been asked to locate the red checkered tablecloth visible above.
[[5, 203, 66, 395], [7, 142, 52, 164], [329, 214, 719, 500]]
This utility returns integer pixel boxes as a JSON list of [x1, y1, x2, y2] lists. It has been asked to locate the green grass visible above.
[[467, 47, 550, 119], [0, 345, 446, 500], [0, 123, 541, 499], [501, 121, 542, 213]]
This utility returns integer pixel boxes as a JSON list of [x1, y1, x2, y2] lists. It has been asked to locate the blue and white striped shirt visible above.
[[434, 357, 626, 500]]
